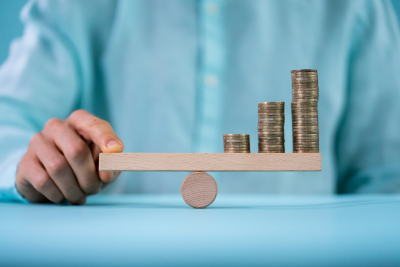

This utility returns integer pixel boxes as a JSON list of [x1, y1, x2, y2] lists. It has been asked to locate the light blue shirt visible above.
[[1, 0, 400, 202]]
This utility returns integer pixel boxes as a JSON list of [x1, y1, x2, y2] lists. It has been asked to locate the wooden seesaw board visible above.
[[99, 153, 321, 208], [99, 153, 321, 172]]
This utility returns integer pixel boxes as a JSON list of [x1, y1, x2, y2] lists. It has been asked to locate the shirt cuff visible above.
[[341, 161, 400, 194], [0, 149, 29, 203]]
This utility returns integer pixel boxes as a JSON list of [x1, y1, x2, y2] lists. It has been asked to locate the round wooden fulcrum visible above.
[[181, 172, 218, 209]]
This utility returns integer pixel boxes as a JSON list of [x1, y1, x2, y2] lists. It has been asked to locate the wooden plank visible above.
[[99, 153, 321, 172]]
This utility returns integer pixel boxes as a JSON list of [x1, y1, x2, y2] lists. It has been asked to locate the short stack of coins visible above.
[[291, 69, 319, 153], [258, 102, 285, 153], [223, 134, 250, 153]]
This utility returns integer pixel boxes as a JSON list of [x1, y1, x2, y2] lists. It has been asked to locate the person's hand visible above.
[[16, 110, 124, 205]]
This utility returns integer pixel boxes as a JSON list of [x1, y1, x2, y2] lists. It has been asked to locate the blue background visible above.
[[1, 0, 400, 64]]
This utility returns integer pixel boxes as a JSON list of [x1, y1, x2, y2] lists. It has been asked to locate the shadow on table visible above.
[[209, 199, 400, 210], [85, 202, 187, 209], [84, 199, 400, 210]]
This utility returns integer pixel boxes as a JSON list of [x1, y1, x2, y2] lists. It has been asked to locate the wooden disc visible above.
[[181, 172, 218, 209]]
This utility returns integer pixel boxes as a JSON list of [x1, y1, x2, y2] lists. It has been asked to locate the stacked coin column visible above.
[[223, 134, 250, 153], [258, 102, 285, 153], [291, 69, 319, 153]]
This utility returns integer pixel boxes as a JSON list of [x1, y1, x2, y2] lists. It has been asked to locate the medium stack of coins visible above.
[[258, 102, 285, 153], [223, 134, 250, 153], [291, 69, 319, 153]]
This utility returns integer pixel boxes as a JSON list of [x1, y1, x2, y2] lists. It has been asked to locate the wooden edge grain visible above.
[[99, 153, 321, 172]]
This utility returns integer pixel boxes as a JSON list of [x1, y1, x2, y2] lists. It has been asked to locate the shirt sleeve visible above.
[[0, 0, 81, 201], [336, 0, 400, 193]]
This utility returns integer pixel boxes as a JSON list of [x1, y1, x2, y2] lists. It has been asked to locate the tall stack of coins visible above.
[[223, 134, 250, 153], [291, 69, 319, 153], [258, 102, 285, 153]]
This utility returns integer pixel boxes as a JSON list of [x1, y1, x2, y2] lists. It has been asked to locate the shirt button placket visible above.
[[194, 0, 226, 156]]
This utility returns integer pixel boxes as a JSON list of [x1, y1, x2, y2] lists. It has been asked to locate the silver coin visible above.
[[223, 134, 249, 138], [224, 143, 250, 147], [258, 108, 285, 111], [224, 139, 249, 143], [292, 125, 319, 129], [291, 113, 318, 117], [259, 102, 284, 106], [258, 116, 285, 119], [258, 105, 285, 108], [291, 69, 317, 73], [258, 125, 284, 129], [292, 94, 319, 97], [291, 109, 319, 113], [292, 95, 319, 99], [291, 73, 318, 76], [293, 134, 319, 138], [258, 105, 285, 109], [258, 123, 285, 126], [224, 143, 250, 146], [292, 112, 318, 116], [259, 137, 285, 140], [258, 110, 284, 113], [293, 146, 319, 149], [292, 120, 318, 124], [224, 148, 250, 153], [292, 115, 318, 119], [292, 90, 319, 95], [259, 142, 285, 146], [292, 84, 319, 89], [258, 115, 285, 119], [293, 140, 319, 143], [292, 99, 319, 102], [291, 76, 318, 80], [292, 128, 319, 132], [292, 78, 318, 82], [293, 150, 319, 153], [291, 106, 318, 109], [291, 102, 318, 107], [292, 93, 319, 97], [292, 80, 318, 84], [292, 97, 319, 100], [293, 135, 319, 139], [258, 121, 285, 125], [292, 124, 319, 127], [223, 137, 250, 141], [258, 142, 285, 145], [258, 111, 284, 115], [258, 144, 285, 147], [293, 131, 319, 135], [258, 118, 285, 122], [293, 132, 319, 135], [292, 119, 319, 122], [259, 132, 285, 135], [259, 140, 285, 143], [293, 147, 319, 150], [294, 140, 319, 144]]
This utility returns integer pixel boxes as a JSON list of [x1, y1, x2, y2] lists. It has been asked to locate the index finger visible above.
[[67, 110, 124, 153]]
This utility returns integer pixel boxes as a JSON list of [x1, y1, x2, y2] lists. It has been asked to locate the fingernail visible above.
[[107, 140, 120, 149], [110, 172, 118, 182]]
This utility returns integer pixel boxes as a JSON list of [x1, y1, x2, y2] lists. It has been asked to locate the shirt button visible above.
[[204, 75, 218, 88], [206, 3, 219, 15]]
